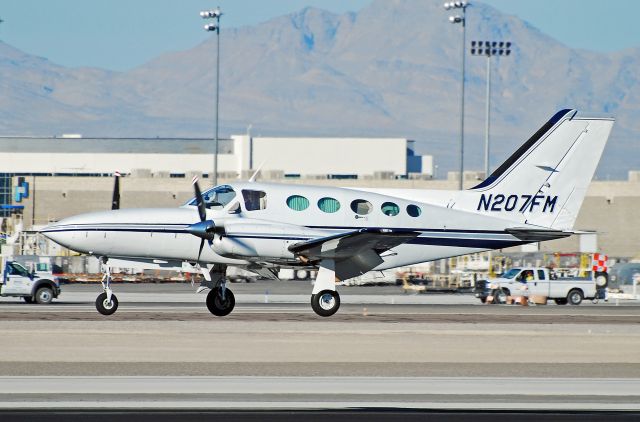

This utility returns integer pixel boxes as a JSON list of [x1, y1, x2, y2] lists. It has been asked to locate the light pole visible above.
[[200, 7, 222, 186], [444, 1, 470, 190], [470, 40, 512, 177]]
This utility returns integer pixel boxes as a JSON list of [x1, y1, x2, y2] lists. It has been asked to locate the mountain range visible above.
[[0, 0, 638, 178]]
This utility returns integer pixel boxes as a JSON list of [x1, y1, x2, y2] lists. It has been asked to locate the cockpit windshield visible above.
[[187, 185, 237, 209]]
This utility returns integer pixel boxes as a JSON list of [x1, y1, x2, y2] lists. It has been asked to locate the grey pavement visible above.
[[0, 376, 638, 410]]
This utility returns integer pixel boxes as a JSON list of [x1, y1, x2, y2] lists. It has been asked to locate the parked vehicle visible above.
[[0, 261, 60, 304], [475, 267, 602, 305]]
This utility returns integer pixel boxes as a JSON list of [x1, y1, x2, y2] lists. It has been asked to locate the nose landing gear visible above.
[[200, 264, 236, 317], [96, 291, 119, 315], [206, 284, 235, 316], [96, 257, 118, 316]]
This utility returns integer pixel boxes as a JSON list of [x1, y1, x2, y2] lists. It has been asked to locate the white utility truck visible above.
[[0, 261, 61, 304], [476, 267, 602, 305]]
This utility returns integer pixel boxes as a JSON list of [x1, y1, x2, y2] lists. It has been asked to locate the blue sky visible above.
[[1, 0, 638, 71]]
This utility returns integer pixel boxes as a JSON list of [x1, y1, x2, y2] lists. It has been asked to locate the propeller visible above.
[[193, 176, 206, 222], [188, 177, 218, 261], [111, 171, 121, 210]]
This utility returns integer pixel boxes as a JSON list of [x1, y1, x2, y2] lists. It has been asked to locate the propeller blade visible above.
[[192, 176, 207, 222], [197, 238, 205, 262], [111, 171, 121, 210]]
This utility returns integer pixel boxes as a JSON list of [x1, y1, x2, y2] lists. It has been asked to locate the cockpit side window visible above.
[[188, 185, 236, 209], [242, 190, 267, 211]]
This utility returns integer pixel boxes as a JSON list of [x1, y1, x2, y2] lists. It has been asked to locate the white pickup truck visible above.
[[475, 267, 601, 305], [0, 261, 61, 304]]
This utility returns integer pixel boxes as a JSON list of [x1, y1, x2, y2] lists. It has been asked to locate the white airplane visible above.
[[41, 109, 614, 317]]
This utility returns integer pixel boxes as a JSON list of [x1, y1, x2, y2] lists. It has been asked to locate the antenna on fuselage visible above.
[[248, 161, 266, 183]]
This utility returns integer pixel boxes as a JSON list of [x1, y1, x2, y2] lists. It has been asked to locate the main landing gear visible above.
[[200, 264, 236, 317], [311, 290, 340, 317], [310, 264, 341, 317], [96, 257, 118, 316]]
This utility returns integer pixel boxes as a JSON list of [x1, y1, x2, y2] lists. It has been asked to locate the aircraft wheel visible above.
[[96, 292, 119, 315], [206, 287, 235, 317], [311, 290, 340, 317], [494, 289, 509, 304]]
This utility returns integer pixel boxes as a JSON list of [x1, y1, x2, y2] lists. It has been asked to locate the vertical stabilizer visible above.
[[459, 109, 614, 230]]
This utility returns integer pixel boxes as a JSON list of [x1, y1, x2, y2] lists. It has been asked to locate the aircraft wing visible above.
[[288, 228, 420, 280], [243, 264, 280, 280]]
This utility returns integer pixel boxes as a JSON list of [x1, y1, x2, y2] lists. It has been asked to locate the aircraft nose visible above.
[[40, 217, 82, 250]]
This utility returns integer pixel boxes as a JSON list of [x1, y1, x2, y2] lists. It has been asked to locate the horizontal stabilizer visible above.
[[505, 227, 573, 242]]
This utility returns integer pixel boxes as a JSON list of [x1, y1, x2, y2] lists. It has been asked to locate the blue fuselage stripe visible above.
[[42, 223, 519, 249]]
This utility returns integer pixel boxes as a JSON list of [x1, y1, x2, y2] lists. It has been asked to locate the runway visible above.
[[0, 376, 639, 411], [1, 282, 639, 412]]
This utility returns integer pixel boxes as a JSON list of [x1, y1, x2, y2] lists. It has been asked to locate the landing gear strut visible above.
[[202, 264, 236, 317], [96, 257, 118, 315]]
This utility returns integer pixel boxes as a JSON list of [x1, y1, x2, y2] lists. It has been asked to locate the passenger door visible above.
[[512, 270, 529, 296]]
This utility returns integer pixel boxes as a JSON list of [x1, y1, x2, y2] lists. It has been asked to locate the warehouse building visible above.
[[0, 135, 432, 179]]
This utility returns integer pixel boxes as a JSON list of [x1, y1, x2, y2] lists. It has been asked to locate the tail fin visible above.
[[462, 109, 614, 230]]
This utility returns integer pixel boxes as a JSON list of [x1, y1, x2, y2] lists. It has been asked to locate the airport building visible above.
[[0, 135, 432, 180]]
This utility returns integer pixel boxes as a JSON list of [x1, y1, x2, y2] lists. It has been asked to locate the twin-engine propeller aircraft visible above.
[[42, 109, 614, 317]]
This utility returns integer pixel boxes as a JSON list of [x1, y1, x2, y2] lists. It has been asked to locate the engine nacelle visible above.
[[212, 220, 321, 260]]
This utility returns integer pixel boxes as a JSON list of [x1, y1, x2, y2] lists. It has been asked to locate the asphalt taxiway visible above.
[[0, 282, 638, 411]]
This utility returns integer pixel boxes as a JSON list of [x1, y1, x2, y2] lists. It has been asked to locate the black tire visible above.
[[22, 296, 34, 304], [206, 287, 235, 317], [567, 289, 583, 306], [479, 297, 487, 304], [310, 290, 340, 317], [35, 287, 53, 304], [495, 289, 509, 304], [554, 298, 568, 305], [95, 292, 119, 315]]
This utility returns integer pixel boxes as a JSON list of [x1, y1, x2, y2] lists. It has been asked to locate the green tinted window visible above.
[[318, 197, 341, 213], [381, 202, 400, 216], [286, 195, 310, 211]]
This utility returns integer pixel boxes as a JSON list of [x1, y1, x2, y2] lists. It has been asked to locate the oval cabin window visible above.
[[286, 195, 310, 211], [407, 204, 422, 217], [350, 199, 373, 215], [381, 202, 400, 216], [318, 197, 341, 213]]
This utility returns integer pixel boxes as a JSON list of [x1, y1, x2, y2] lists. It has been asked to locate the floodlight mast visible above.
[[443, 1, 470, 190], [200, 7, 222, 186], [470, 41, 513, 177]]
